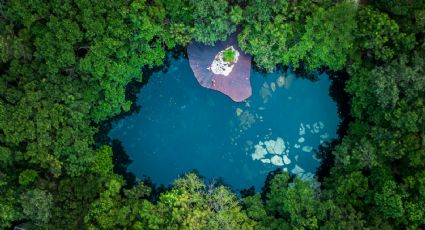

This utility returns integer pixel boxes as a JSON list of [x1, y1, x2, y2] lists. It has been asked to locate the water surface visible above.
[[109, 57, 339, 190]]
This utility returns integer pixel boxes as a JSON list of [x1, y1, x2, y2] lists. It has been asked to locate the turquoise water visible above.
[[109, 57, 339, 190]]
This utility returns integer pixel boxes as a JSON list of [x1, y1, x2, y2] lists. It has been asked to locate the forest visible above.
[[0, 0, 424, 229]]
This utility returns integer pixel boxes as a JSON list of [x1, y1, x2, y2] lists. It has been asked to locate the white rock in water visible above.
[[270, 82, 276, 92], [302, 146, 313, 152], [319, 121, 325, 129], [291, 164, 305, 175], [294, 144, 301, 149], [299, 123, 306, 136], [298, 137, 305, 143], [273, 137, 285, 154], [312, 153, 321, 162], [264, 140, 277, 154], [320, 133, 329, 139], [306, 124, 311, 130], [313, 123, 320, 133], [259, 141, 264, 146], [261, 159, 271, 164], [283, 155, 291, 164], [297, 172, 321, 189], [283, 167, 288, 172], [300, 172, 314, 181], [252, 144, 268, 160], [276, 75, 286, 87], [260, 83, 272, 103], [210, 46, 239, 76], [295, 155, 299, 161], [236, 108, 243, 116], [270, 155, 284, 166], [285, 150, 289, 154]]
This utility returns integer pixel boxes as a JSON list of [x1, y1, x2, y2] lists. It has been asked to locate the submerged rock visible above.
[[252, 144, 267, 160], [239, 111, 255, 130], [276, 75, 285, 87], [313, 122, 320, 133], [283, 155, 291, 165], [261, 159, 271, 164], [320, 133, 329, 139], [270, 155, 284, 166], [299, 123, 306, 136], [291, 164, 305, 175], [302, 146, 313, 152], [312, 153, 322, 162], [263, 137, 285, 155], [260, 82, 272, 103], [300, 172, 314, 181], [274, 137, 285, 154], [236, 108, 243, 116], [294, 144, 301, 149], [319, 121, 325, 129], [264, 140, 276, 154], [270, 82, 277, 92], [298, 137, 305, 143]]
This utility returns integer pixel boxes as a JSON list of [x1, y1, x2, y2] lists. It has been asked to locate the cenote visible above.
[[109, 55, 339, 190]]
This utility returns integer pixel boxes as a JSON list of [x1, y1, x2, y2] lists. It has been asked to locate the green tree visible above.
[[283, 2, 357, 71], [19, 169, 38, 186], [355, 6, 414, 62], [91, 145, 114, 176], [139, 173, 255, 229], [189, 0, 237, 45], [20, 189, 53, 226]]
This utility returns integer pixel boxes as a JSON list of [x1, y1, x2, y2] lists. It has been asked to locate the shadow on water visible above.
[[111, 139, 137, 188], [315, 70, 353, 183], [328, 70, 353, 138], [94, 46, 188, 193]]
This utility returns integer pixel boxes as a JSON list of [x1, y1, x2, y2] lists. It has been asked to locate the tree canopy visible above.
[[0, 0, 424, 229]]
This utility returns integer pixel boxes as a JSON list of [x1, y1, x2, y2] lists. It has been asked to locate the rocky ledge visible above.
[[210, 46, 240, 76]]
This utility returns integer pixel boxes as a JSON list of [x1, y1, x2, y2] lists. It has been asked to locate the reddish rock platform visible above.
[[187, 32, 252, 102]]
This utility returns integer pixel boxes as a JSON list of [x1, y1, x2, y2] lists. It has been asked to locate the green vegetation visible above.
[[223, 48, 236, 63], [0, 0, 424, 229]]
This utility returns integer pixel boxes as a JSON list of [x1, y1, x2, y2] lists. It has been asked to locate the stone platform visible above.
[[187, 32, 252, 102]]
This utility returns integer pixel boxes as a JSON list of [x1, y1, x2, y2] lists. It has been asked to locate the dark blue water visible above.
[[109, 57, 339, 190]]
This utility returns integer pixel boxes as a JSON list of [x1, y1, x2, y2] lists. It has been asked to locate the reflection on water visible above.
[[109, 57, 339, 190]]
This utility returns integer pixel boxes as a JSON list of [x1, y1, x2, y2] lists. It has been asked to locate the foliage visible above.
[[355, 6, 414, 62], [189, 0, 237, 45], [237, 0, 292, 72], [0, 0, 424, 229], [20, 188, 53, 226], [91, 145, 114, 176], [223, 49, 236, 63], [238, 0, 356, 72], [283, 2, 357, 71], [19, 169, 38, 186]]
